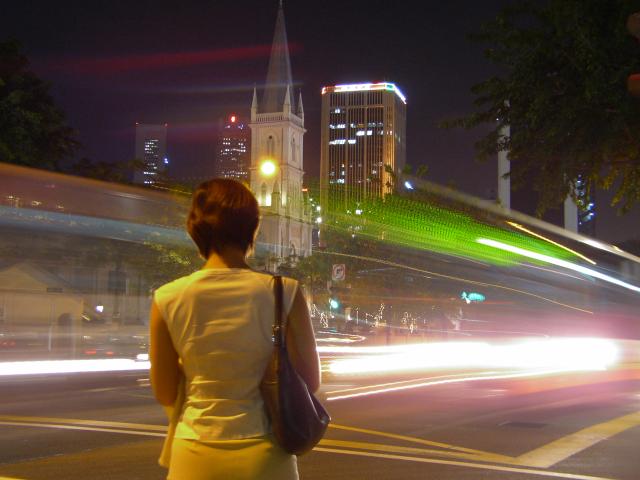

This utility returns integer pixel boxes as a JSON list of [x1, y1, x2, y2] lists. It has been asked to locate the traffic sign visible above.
[[332, 264, 346, 281], [461, 291, 485, 303]]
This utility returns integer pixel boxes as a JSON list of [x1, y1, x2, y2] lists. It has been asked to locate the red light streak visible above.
[[40, 44, 302, 75]]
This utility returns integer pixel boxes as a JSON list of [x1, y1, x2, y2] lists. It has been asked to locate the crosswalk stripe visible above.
[[515, 410, 640, 468]]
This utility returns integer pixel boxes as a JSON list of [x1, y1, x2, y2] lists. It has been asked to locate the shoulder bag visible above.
[[260, 275, 330, 455]]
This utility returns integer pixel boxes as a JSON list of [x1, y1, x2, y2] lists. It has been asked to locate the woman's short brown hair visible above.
[[187, 179, 260, 258]]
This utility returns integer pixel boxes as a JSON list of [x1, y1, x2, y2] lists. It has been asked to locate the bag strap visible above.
[[273, 275, 286, 348]]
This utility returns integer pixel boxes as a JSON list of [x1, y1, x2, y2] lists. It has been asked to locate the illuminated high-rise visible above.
[[320, 83, 407, 211], [216, 114, 249, 181], [133, 123, 168, 185]]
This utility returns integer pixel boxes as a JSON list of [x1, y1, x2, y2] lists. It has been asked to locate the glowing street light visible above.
[[260, 160, 276, 176]]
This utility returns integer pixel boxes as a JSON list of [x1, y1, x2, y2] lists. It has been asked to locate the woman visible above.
[[150, 178, 320, 480]]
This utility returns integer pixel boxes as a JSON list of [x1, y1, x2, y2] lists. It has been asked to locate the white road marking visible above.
[[0, 415, 166, 432], [314, 447, 614, 480], [0, 421, 165, 437], [2, 413, 636, 478], [515, 410, 640, 468]]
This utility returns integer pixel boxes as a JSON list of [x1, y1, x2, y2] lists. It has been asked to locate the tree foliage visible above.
[[0, 39, 78, 170], [70, 157, 145, 184], [445, 0, 640, 214]]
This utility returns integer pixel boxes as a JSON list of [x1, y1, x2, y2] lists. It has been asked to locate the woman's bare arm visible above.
[[286, 288, 321, 393], [149, 301, 180, 406]]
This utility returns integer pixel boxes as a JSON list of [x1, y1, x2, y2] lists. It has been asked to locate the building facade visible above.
[[320, 83, 407, 212], [133, 123, 168, 185], [215, 114, 250, 181], [248, 3, 312, 262]]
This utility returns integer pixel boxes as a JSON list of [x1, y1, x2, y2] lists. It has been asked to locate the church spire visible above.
[[297, 90, 304, 120], [251, 84, 258, 121], [283, 84, 291, 114], [261, 2, 293, 114]]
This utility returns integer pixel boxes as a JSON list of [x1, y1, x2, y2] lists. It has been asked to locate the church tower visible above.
[[249, 2, 312, 262]]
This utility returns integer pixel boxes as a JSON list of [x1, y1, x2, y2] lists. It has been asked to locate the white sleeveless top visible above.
[[154, 269, 298, 441]]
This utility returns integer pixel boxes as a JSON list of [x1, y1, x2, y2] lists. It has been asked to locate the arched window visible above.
[[261, 182, 267, 206], [267, 135, 275, 158], [291, 137, 296, 164]]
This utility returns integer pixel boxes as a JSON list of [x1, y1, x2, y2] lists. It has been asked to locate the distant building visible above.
[[320, 82, 407, 212], [215, 114, 250, 181], [570, 176, 596, 236], [498, 126, 596, 236], [248, 2, 312, 263], [133, 123, 168, 185]]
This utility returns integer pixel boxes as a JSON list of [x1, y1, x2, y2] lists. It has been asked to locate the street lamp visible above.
[[260, 160, 277, 176]]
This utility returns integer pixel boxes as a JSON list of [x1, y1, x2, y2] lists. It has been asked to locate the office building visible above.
[[133, 123, 168, 185], [248, 2, 312, 262], [215, 114, 250, 181], [320, 82, 407, 212]]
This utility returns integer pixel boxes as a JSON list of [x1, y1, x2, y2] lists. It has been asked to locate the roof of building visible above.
[[321, 82, 407, 104]]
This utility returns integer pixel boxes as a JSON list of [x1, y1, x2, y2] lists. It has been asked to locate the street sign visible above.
[[332, 264, 346, 282], [461, 291, 485, 304]]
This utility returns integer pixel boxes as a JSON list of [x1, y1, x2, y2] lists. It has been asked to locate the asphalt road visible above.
[[0, 367, 639, 480]]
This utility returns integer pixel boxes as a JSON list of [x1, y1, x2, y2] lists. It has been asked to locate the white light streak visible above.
[[477, 238, 640, 294], [505, 222, 596, 265], [326, 369, 573, 401], [325, 338, 618, 376], [0, 359, 150, 377]]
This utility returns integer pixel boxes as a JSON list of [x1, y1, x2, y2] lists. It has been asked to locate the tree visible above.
[[445, 1, 640, 214], [0, 39, 78, 170], [70, 157, 145, 184], [401, 164, 429, 179]]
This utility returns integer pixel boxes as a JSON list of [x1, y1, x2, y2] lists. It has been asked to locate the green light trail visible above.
[[324, 192, 582, 267]]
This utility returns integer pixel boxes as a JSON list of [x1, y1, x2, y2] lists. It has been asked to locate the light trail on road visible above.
[[325, 369, 584, 401], [0, 338, 619, 379], [0, 359, 150, 376], [324, 338, 619, 375]]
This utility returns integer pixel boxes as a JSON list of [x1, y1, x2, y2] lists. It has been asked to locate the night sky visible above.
[[3, 1, 639, 243]]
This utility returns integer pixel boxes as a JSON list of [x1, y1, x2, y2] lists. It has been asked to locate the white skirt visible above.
[[167, 436, 299, 480]]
